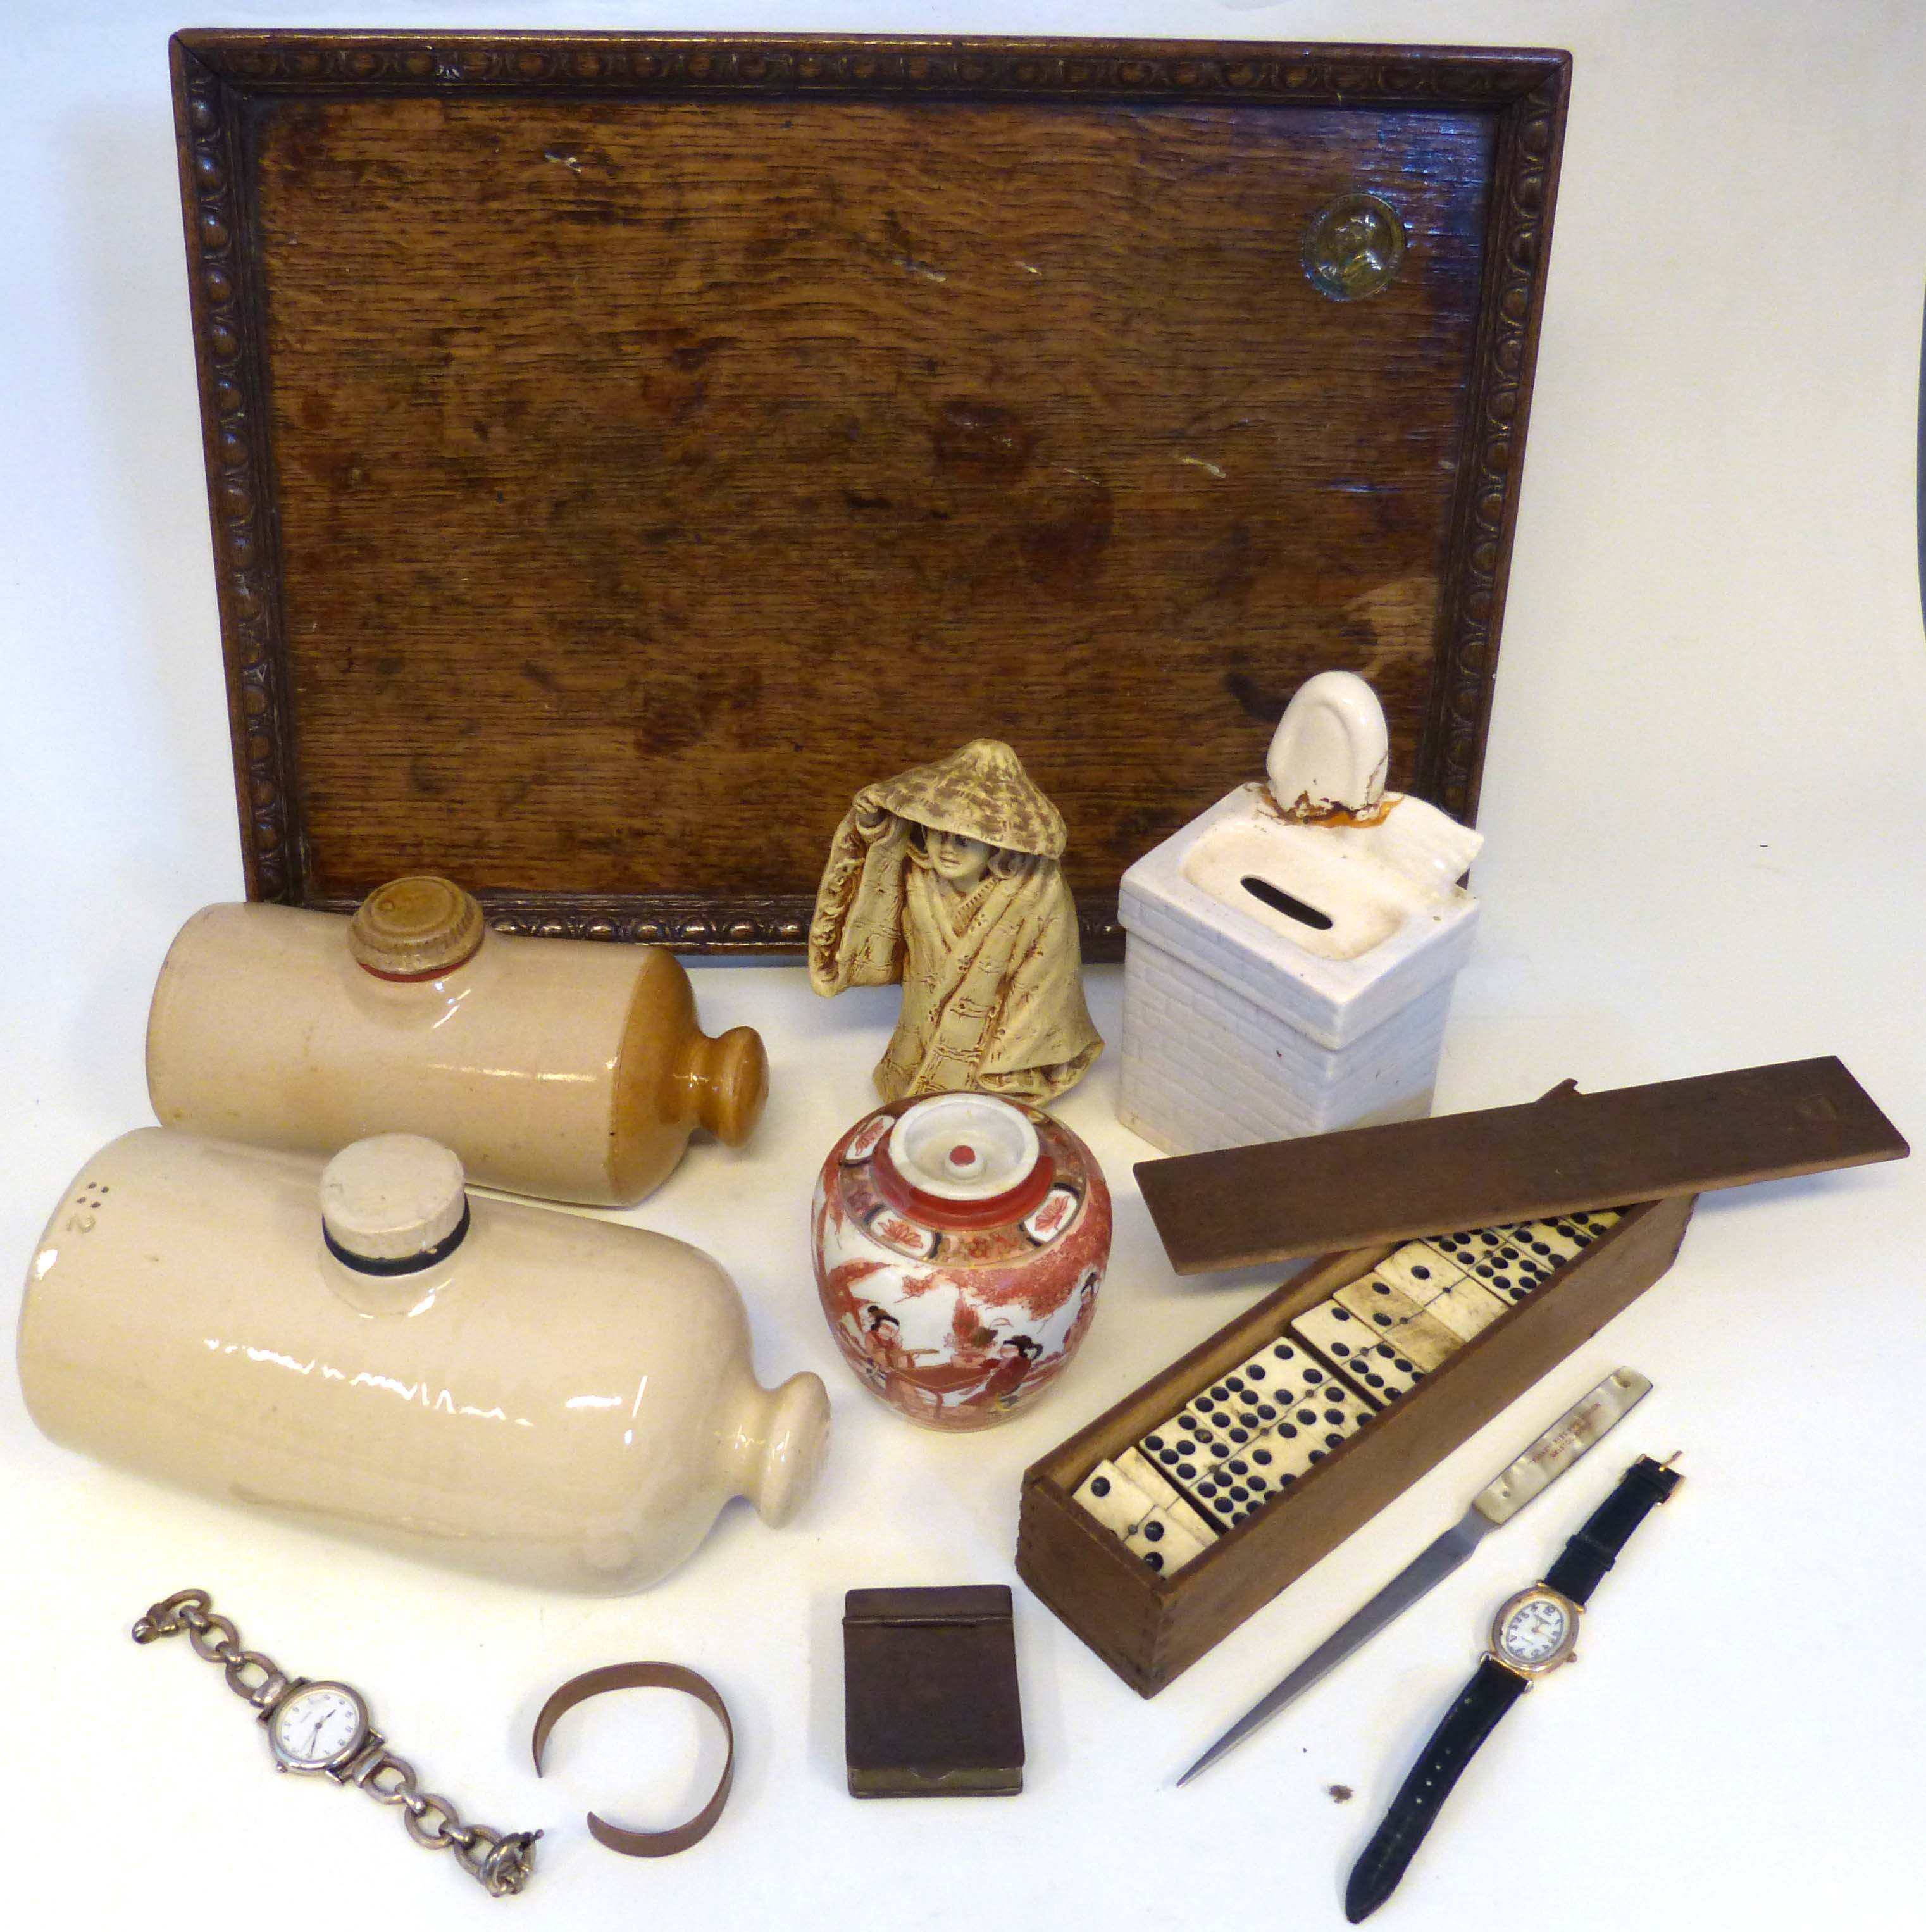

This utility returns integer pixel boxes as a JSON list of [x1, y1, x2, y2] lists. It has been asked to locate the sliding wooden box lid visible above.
[[1138, 1056, 1908, 1276]]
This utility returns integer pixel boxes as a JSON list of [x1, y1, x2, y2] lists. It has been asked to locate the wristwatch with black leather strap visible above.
[[1344, 1452, 1683, 1922]]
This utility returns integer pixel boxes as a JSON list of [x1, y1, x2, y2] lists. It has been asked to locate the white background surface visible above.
[[4, 1, 1924, 1926]]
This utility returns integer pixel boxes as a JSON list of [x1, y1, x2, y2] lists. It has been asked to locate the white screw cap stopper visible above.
[[321, 1135, 468, 1262]]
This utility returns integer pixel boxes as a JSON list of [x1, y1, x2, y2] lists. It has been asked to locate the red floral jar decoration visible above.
[[811, 1093, 1111, 1431]]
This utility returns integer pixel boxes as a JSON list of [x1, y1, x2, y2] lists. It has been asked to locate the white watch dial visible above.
[[271, 1683, 367, 1769], [1497, 1595, 1571, 1665]]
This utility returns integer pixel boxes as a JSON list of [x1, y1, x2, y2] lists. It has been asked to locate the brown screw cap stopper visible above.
[[348, 876, 486, 979]]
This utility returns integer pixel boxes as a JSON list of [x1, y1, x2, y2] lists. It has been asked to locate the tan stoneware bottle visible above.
[[145, 876, 768, 1207], [17, 1128, 829, 1593]]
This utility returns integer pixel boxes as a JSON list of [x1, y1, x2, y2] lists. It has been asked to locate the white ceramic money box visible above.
[[17, 1128, 829, 1593], [1119, 673, 1482, 1154], [146, 876, 767, 1207]]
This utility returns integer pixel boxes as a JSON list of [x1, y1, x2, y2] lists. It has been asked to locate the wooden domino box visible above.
[[1016, 1057, 1904, 1696]]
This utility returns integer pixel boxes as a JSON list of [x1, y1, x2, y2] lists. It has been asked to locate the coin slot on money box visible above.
[[1239, 876, 1335, 932]]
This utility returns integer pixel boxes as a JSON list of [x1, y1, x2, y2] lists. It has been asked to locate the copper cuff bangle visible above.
[[530, 1662, 735, 1857]]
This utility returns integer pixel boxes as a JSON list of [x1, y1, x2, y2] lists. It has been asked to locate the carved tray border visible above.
[[169, 31, 1570, 955]]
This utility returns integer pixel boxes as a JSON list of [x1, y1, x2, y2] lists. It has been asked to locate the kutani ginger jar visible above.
[[812, 1093, 1111, 1431]]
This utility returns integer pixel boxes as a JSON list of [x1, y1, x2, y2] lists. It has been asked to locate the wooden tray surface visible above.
[[171, 33, 1570, 952]]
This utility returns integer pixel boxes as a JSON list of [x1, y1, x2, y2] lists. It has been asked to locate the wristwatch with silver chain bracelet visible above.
[[133, 1588, 540, 1898]]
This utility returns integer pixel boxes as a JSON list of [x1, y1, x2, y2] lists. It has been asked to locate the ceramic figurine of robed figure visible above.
[[808, 739, 1103, 1104]]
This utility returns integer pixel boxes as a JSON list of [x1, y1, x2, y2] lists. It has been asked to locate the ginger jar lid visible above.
[[872, 1094, 1053, 1234], [888, 1095, 1040, 1201], [827, 1095, 1103, 1265]]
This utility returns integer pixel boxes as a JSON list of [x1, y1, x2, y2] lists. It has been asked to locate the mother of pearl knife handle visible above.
[[1470, 1368, 1652, 1526]]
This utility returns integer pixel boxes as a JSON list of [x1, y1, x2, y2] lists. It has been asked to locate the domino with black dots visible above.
[[1184, 1459, 1264, 1528], [1124, 1506, 1212, 1576], [1291, 1300, 1430, 1405], [1116, 1447, 1221, 1548], [1283, 1373, 1374, 1441], [1374, 1241, 1469, 1303], [1072, 1459, 1156, 1538], [1179, 1383, 1269, 1455], [1333, 1269, 1424, 1327], [1208, 1435, 1295, 1504], [1418, 1275, 1511, 1342], [1218, 1338, 1296, 1397], [1193, 1395, 1362, 1517], [1288, 1300, 1385, 1392], [1198, 1366, 1289, 1440], [1139, 1416, 1227, 1489], [1165, 1364, 1371, 1528], [1429, 1225, 1514, 1271], [1208, 1341, 1344, 1437], [1216, 1337, 1331, 1417], [1489, 1221, 1572, 1268], [1522, 1208, 1624, 1259], [1247, 1333, 1323, 1389], [1331, 1272, 1465, 1373], [1458, 1237, 1560, 1304], [1341, 1333, 1430, 1402], [1565, 1207, 1624, 1240], [1248, 1383, 1373, 1483], [1114, 1444, 1181, 1509]]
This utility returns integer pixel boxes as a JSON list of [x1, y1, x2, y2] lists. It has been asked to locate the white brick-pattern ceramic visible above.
[[1117, 675, 1482, 1156]]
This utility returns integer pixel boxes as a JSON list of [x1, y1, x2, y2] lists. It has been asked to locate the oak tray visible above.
[[171, 31, 1570, 954]]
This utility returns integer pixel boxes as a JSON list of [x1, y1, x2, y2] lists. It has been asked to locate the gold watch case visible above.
[[1488, 1585, 1583, 1680]]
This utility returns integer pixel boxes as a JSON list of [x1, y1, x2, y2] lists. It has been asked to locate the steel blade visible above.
[[1173, 1368, 1651, 1789], [1174, 1513, 1491, 1788]]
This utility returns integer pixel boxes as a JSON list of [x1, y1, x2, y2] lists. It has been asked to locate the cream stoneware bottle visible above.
[[17, 1128, 829, 1593], [145, 876, 768, 1207]]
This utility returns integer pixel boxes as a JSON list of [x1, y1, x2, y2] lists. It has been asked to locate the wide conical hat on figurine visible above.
[[809, 739, 1101, 1105], [864, 740, 1067, 861]]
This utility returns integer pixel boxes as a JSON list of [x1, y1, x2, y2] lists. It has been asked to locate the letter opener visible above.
[[1174, 1367, 1651, 1788]]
